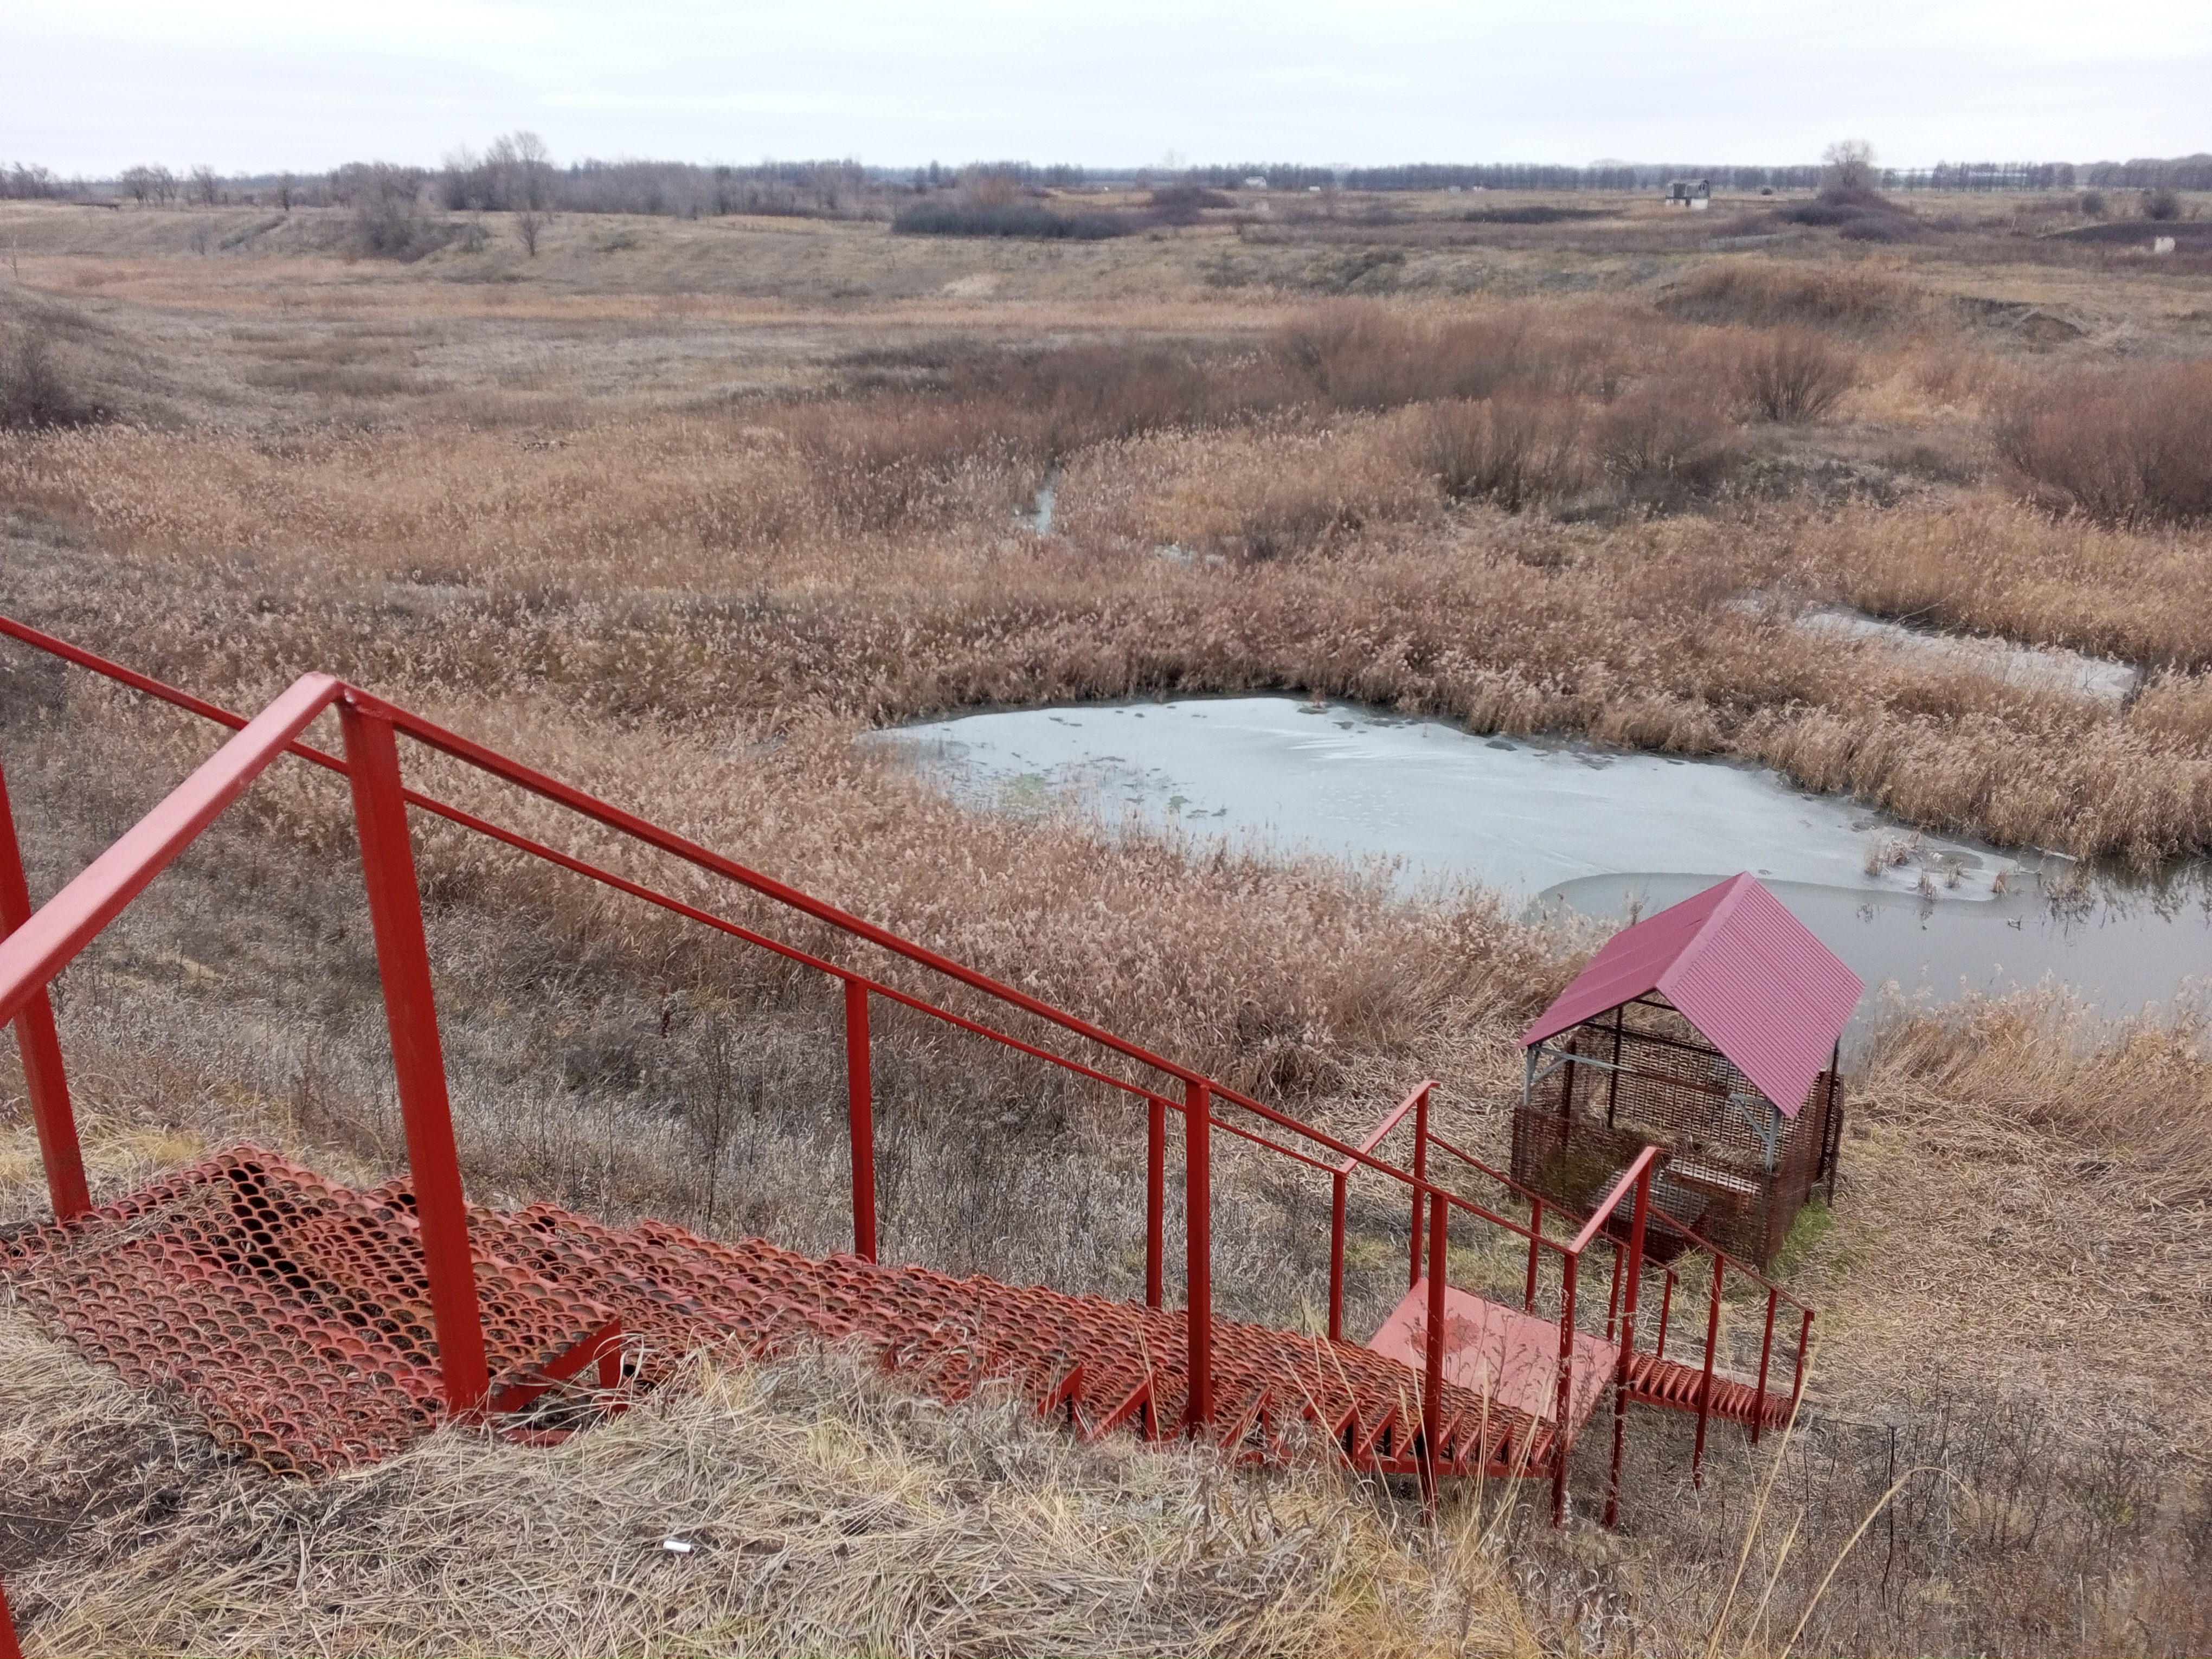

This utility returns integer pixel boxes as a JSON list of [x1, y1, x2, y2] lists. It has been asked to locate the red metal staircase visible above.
[[0, 616, 1812, 1651], [4, 1143, 1570, 1484]]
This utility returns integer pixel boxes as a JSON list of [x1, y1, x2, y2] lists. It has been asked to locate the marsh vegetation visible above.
[[1, 180, 2210, 1654]]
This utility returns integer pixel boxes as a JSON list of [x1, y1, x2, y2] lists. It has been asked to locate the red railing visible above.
[[0, 614, 1812, 1575], [1412, 1121, 1816, 1516]]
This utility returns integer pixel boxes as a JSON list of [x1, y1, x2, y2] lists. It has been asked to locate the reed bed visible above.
[[6, 242, 2212, 1656], [8, 442, 2211, 863], [1792, 497, 2212, 670]]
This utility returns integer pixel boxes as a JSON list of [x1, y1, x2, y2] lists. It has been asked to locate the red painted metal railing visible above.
[[0, 614, 1815, 1640]]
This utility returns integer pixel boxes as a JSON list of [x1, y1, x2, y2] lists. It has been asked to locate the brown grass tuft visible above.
[[1658, 261, 1917, 332], [1996, 359, 2212, 525], [1417, 395, 1586, 509], [1731, 328, 1859, 423]]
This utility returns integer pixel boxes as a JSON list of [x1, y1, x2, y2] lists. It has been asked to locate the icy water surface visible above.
[[874, 697, 2212, 1018]]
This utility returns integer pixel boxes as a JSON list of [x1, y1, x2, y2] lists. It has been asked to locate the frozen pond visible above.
[[873, 697, 2212, 1019], [1793, 607, 2142, 708]]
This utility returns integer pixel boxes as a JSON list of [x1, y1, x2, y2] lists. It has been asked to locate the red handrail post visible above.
[[843, 978, 877, 1262], [1604, 1160, 1652, 1529], [1146, 1093, 1165, 1309], [1182, 1077, 1212, 1433], [1792, 1307, 1814, 1418], [1693, 1251, 1722, 1486], [1656, 1268, 1674, 1360], [0, 1570, 22, 1659], [1551, 1250, 1577, 1525], [1523, 1197, 1542, 1312], [1751, 1285, 1778, 1445], [0, 753, 89, 1220], [339, 697, 490, 1420], [1408, 1082, 1431, 1289], [1605, 1237, 1623, 1341], [1419, 1185, 1448, 1509], [1327, 1166, 1348, 1342]]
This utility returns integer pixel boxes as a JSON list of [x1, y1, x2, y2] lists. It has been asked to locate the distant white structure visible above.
[[1243, 175, 1268, 190], [2152, 235, 2177, 254], [1666, 178, 1712, 209]]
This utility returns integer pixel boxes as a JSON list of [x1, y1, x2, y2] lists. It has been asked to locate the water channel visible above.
[[873, 696, 2212, 1022]]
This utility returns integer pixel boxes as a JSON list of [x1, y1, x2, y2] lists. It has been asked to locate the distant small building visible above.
[[1666, 178, 1712, 210], [1243, 176, 1269, 190]]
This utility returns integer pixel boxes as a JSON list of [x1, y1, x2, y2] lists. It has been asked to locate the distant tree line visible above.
[[4, 139, 882, 222], [1335, 156, 2212, 193], [2, 163, 69, 200], [7, 147, 2209, 209]]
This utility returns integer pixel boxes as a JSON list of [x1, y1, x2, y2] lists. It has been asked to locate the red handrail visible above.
[[0, 673, 342, 1027], [0, 612, 1481, 1210], [1327, 1082, 1429, 1341], [0, 615, 1817, 1521], [1424, 1118, 1812, 1320]]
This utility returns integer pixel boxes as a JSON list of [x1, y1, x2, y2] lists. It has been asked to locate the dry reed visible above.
[[7, 220, 2212, 1657], [0, 1313, 1538, 1658]]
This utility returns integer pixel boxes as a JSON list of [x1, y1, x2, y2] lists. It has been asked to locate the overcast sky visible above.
[[7, 0, 2208, 177]]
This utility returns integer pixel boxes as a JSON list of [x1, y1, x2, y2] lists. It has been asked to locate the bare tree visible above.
[[120, 165, 157, 205], [510, 131, 552, 210], [275, 172, 295, 212], [189, 165, 221, 207], [1822, 139, 1879, 192], [484, 137, 517, 207], [515, 206, 543, 255]]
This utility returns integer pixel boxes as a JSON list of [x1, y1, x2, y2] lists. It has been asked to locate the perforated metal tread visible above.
[[2, 1145, 1560, 1482], [1624, 1348, 1796, 1428], [0, 1148, 619, 1474]]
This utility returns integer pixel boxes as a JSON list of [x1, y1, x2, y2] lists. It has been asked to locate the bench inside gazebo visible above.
[[1512, 874, 1864, 1269]]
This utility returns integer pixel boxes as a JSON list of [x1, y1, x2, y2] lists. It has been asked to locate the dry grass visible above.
[[1997, 359, 2212, 525], [1791, 497, 2212, 670], [5, 198, 2212, 1656], [1656, 261, 1920, 332], [0, 1313, 1538, 1658], [9, 421, 2212, 872]]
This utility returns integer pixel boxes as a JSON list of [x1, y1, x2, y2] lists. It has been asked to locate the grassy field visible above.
[[2, 186, 2211, 1655]]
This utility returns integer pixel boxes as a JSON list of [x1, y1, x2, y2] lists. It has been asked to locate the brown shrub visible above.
[[1910, 343, 2017, 409], [1274, 299, 1627, 410], [1417, 395, 1586, 509], [1659, 260, 1914, 330], [950, 343, 1305, 452], [1732, 327, 1858, 422], [0, 318, 100, 430], [1591, 382, 1734, 486], [1995, 361, 2212, 525]]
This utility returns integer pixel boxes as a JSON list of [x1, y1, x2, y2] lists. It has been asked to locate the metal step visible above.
[[2, 1144, 1560, 1484]]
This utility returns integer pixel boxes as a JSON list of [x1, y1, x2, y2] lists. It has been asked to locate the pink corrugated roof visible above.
[[1520, 873, 1863, 1118]]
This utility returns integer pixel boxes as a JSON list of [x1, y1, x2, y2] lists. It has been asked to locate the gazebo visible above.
[[1513, 874, 1863, 1269]]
